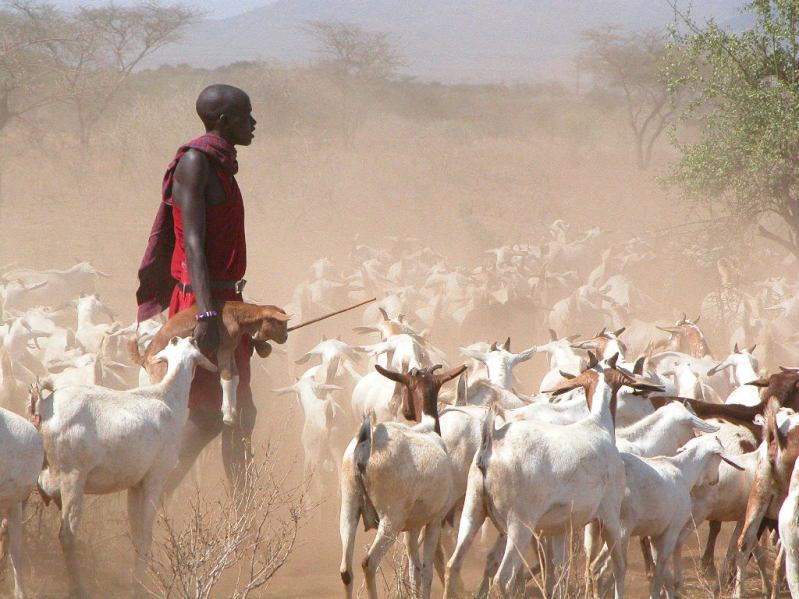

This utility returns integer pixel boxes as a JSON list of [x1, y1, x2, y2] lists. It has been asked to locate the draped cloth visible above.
[[135, 133, 251, 412], [135, 133, 245, 323]]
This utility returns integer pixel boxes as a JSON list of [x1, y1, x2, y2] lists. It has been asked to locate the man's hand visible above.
[[194, 319, 220, 357]]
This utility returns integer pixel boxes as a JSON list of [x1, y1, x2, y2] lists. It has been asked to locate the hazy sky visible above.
[[47, 0, 273, 19]]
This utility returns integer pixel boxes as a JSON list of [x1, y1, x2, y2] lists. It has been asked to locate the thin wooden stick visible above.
[[286, 297, 377, 332]]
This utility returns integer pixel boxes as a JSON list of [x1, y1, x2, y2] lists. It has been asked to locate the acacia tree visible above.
[[664, 0, 799, 259], [581, 27, 678, 170], [9, 0, 195, 146], [304, 21, 405, 141]]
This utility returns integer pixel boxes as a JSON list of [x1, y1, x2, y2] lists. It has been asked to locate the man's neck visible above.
[[205, 129, 235, 146]]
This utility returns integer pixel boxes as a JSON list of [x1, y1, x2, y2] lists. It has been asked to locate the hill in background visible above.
[[147, 0, 747, 83]]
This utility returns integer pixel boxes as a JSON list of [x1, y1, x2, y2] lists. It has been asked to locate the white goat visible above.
[[591, 435, 742, 599], [536, 330, 585, 392], [34, 336, 216, 597], [459, 337, 536, 391], [707, 344, 761, 406], [444, 357, 654, 599], [74, 294, 117, 354], [0, 406, 44, 599], [615, 401, 720, 457], [339, 364, 463, 599], [779, 453, 799, 598], [2, 262, 110, 312], [274, 376, 347, 498]]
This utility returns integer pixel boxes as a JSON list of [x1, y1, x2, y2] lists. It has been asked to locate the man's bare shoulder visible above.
[[175, 148, 209, 181]]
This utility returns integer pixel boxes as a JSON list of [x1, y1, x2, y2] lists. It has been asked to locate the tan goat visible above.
[[129, 301, 289, 424]]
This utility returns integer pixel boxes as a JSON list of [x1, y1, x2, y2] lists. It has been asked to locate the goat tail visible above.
[[354, 414, 373, 477], [353, 413, 379, 531], [127, 336, 145, 367], [765, 397, 785, 466], [477, 401, 501, 478], [28, 379, 53, 429]]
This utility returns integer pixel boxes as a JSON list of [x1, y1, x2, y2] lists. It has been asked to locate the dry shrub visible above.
[[145, 444, 311, 599]]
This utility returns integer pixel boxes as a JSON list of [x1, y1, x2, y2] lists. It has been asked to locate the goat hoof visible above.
[[222, 413, 236, 426]]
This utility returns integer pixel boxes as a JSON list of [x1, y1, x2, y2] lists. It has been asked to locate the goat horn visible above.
[[378, 307, 389, 321], [502, 337, 511, 351], [548, 328, 558, 341]]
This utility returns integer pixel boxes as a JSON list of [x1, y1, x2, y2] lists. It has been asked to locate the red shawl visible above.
[[135, 133, 244, 322]]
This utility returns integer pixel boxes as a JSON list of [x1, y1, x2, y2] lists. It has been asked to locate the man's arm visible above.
[[173, 149, 219, 353]]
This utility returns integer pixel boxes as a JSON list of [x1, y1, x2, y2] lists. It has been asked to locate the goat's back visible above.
[[0, 407, 43, 506]]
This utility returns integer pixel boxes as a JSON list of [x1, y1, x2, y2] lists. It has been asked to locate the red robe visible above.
[[136, 133, 251, 412]]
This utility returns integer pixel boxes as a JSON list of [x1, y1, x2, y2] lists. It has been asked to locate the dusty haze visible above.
[[0, 2, 786, 598]]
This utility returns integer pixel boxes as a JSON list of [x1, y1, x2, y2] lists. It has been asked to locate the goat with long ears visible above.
[[656, 314, 713, 359], [339, 364, 464, 599], [571, 327, 628, 361], [445, 354, 662, 599], [374, 363, 467, 434]]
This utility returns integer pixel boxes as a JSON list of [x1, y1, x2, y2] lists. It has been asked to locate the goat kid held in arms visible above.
[[135, 84, 265, 492]]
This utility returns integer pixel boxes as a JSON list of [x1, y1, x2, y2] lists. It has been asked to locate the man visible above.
[[135, 84, 257, 492]]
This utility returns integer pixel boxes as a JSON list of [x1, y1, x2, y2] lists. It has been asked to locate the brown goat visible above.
[[375, 363, 467, 434], [129, 301, 289, 425], [656, 314, 713, 359], [733, 369, 799, 597]]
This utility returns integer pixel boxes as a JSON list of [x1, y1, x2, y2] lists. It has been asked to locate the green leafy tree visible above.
[[665, 0, 799, 258]]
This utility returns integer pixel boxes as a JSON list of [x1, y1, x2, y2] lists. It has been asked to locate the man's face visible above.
[[226, 96, 256, 146]]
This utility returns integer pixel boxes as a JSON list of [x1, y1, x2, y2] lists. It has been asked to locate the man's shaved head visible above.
[[195, 84, 256, 146], [196, 84, 250, 128]]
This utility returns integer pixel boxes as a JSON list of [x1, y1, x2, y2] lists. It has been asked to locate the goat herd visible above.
[[1, 223, 799, 599]]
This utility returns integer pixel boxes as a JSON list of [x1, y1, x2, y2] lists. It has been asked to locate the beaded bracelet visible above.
[[195, 310, 219, 322]]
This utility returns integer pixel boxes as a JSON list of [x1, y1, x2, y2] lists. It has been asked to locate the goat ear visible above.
[[734, 342, 740, 354], [455, 373, 468, 406], [587, 351, 599, 369], [746, 378, 769, 388], [548, 328, 558, 341], [657, 325, 682, 335], [272, 385, 296, 396], [629, 382, 665, 394], [502, 337, 511, 351], [460, 347, 488, 363], [169, 336, 180, 346], [294, 353, 312, 365], [721, 455, 745, 471], [438, 364, 468, 384], [614, 327, 626, 337], [544, 377, 582, 396], [375, 364, 409, 384], [633, 356, 645, 376], [273, 311, 292, 323], [353, 326, 379, 335]]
